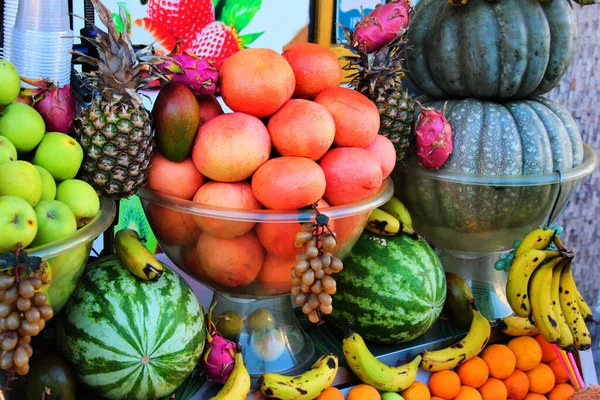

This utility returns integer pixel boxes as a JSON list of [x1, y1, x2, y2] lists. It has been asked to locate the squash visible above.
[[405, 0, 578, 100], [393, 97, 584, 252]]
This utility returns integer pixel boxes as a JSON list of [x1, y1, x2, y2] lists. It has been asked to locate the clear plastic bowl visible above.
[[392, 144, 599, 255], [137, 178, 394, 299], [26, 198, 116, 312]]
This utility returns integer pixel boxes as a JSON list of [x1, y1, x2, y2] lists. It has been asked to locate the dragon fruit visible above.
[[159, 45, 219, 96], [200, 301, 236, 383], [353, 0, 412, 54], [414, 102, 453, 170], [20, 77, 76, 135]]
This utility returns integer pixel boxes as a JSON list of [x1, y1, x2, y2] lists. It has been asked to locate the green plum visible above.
[[56, 179, 100, 225], [0, 196, 38, 252], [215, 311, 243, 341], [0, 160, 42, 206], [0, 103, 45, 152], [35, 165, 57, 201], [31, 200, 77, 247], [33, 132, 83, 181], [0, 60, 21, 105], [0, 135, 17, 163]]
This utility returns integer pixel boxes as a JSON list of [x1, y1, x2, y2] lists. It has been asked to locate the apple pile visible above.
[[0, 60, 101, 254]]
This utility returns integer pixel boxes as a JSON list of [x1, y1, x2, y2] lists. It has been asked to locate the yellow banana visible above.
[[529, 258, 562, 344], [559, 262, 592, 351], [551, 259, 575, 351], [210, 345, 250, 400], [114, 229, 163, 281], [515, 227, 556, 257], [380, 197, 413, 228], [507, 249, 561, 317], [343, 331, 420, 392], [259, 354, 338, 399], [366, 209, 400, 236], [497, 315, 540, 337], [421, 308, 491, 372]]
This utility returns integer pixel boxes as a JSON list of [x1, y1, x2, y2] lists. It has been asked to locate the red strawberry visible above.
[[147, 0, 215, 47], [187, 22, 243, 69]]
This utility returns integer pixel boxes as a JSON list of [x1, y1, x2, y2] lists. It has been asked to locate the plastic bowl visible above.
[[26, 197, 116, 312], [137, 178, 394, 299], [392, 144, 599, 255]]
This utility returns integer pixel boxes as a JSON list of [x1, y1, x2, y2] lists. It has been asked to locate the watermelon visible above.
[[57, 257, 206, 400], [330, 232, 446, 344]]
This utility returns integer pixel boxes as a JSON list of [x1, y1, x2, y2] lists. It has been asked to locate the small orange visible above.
[[347, 384, 381, 400], [454, 386, 483, 400], [457, 356, 490, 388], [524, 393, 548, 400], [478, 378, 507, 400], [315, 386, 345, 400], [481, 344, 517, 379], [508, 336, 543, 371], [401, 381, 431, 400], [525, 363, 555, 394], [428, 370, 461, 399], [534, 335, 558, 363], [547, 358, 570, 384], [547, 383, 576, 400], [503, 369, 530, 400]]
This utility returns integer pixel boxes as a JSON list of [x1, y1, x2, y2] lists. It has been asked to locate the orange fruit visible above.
[[481, 344, 517, 379], [196, 95, 224, 125], [432, 398, 446, 400], [180, 245, 208, 280], [315, 87, 380, 148], [363, 135, 397, 178], [146, 152, 204, 199], [220, 48, 295, 117], [547, 383, 575, 400], [146, 204, 200, 247], [267, 99, 335, 161], [281, 43, 342, 100], [192, 112, 271, 182], [401, 381, 431, 400], [454, 386, 483, 400], [478, 378, 508, 400], [347, 384, 381, 400], [457, 356, 490, 389], [315, 386, 345, 400], [428, 370, 461, 399], [508, 336, 543, 372], [547, 357, 570, 384], [524, 394, 547, 400], [525, 363, 555, 394], [255, 254, 295, 295], [503, 369, 530, 400], [534, 335, 557, 363], [251, 156, 326, 210]]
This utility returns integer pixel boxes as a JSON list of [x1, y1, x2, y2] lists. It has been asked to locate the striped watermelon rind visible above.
[[57, 257, 206, 400], [330, 232, 446, 344]]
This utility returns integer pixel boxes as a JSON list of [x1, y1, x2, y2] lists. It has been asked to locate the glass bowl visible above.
[[27, 197, 116, 312]]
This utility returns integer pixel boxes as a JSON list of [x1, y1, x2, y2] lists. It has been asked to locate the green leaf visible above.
[[0, 253, 17, 269], [221, 0, 262, 32], [239, 31, 264, 47], [23, 256, 43, 275]]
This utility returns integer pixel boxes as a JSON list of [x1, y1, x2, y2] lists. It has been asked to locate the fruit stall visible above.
[[0, 0, 599, 399]]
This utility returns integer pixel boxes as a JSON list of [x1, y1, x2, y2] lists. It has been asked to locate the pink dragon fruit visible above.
[[159, 45, 219, 96], [200, 302, 236, 383], [414, 102, 453, 170], [20, 77, 76, 135], [353, 0, 412, 54]]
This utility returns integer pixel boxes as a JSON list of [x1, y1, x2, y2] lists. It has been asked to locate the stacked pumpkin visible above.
[[396, 0, 585, 234]]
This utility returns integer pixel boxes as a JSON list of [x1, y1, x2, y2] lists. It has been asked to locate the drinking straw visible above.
[[567, 350, 586, 390], [552, 344, 579, 390]]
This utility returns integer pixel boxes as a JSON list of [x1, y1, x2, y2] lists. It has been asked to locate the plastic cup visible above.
[[14, 0, 71, 32]]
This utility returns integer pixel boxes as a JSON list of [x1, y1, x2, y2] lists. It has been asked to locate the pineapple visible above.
[[72, 0, 163, 198], [340, 26, 416, 162]]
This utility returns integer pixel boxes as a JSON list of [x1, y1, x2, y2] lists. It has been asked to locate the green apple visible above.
[[32, 132, 83, 181], [30, 200, 77, 248], [381, 393, 405, 400], [0, 60, 21, 105], [0, 196, 38, 252], [0, 135, 17, 163], [55, 179, 100, 224], [35, 165, 57, 201], [0, 103, 45, 153], [0, 160, 42, 206]]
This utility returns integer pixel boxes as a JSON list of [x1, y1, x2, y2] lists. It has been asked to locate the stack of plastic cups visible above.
[[10, 0, 73, 87], [1, 0, 20, 60]]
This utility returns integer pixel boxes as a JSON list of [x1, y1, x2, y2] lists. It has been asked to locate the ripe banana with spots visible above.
[[259, 354, 338, 400], [210, 345, 250, 400], [421, 308, 491, 372], [366, 209, 400, 236], [559, 262, 592, 351], [380, 197, 413, 229], [506, 249, 561, 317], [114, 229, 163, 281], [514, 227, 557, 257], [497, 315, 540, 337], [343, 331, 421, 392], [551, 259, 576, 351], [529, 257, 563, 344]]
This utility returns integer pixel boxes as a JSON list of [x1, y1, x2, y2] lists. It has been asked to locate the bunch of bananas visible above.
[[365, 197, 418, 238], [505, 227, 596, 351]]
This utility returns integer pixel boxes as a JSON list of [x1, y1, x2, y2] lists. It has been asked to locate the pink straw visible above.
[[552, 344, 578, 390], [567, 351, 586, 390]]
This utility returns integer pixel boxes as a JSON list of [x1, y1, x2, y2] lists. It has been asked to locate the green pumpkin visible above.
[[393, 97, 584, 252], [405, 0, 578, 100]]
